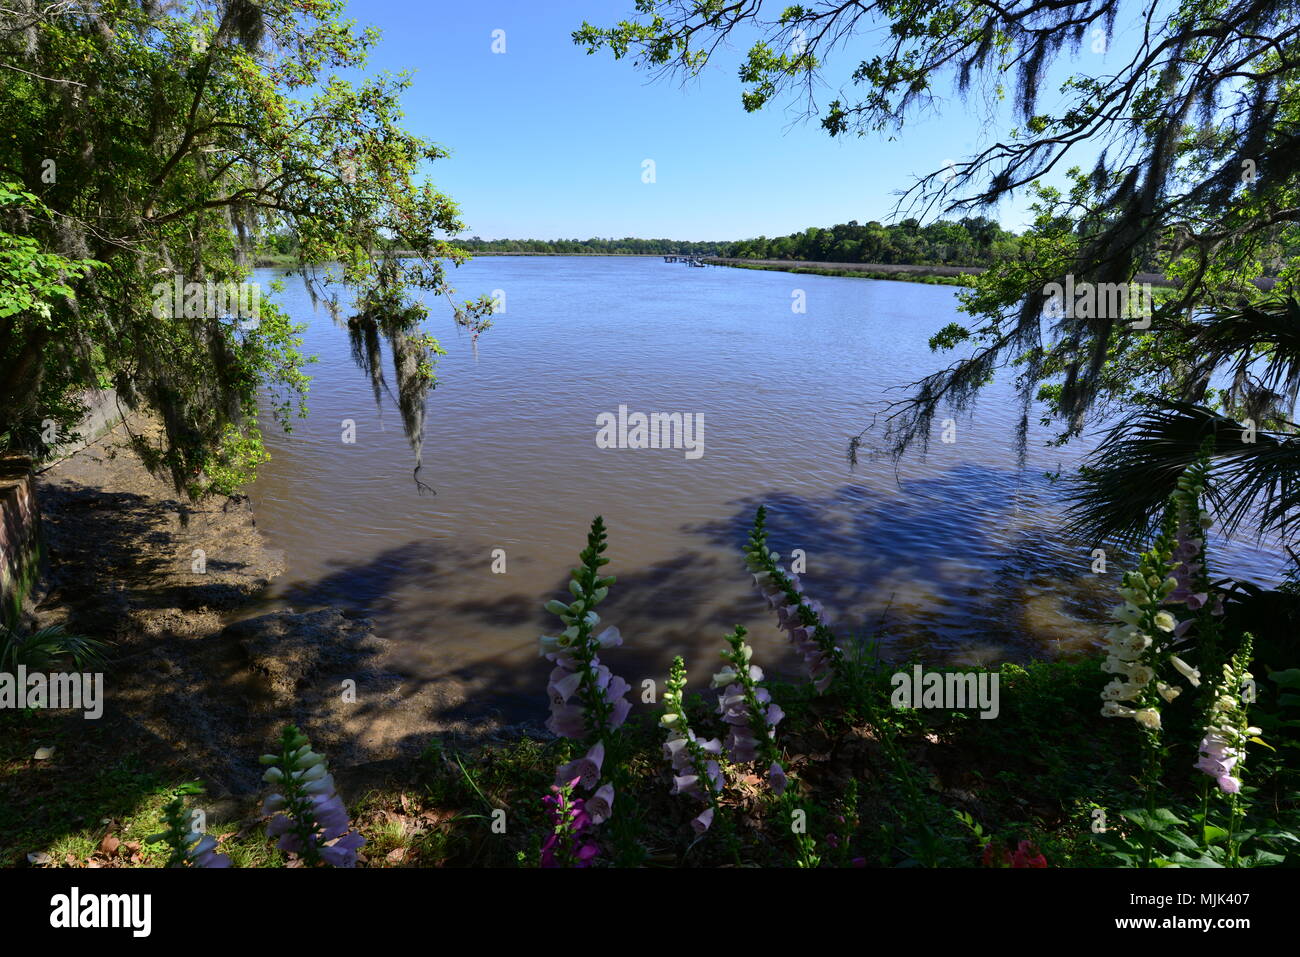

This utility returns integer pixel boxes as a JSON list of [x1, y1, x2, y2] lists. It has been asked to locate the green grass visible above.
[[3, 655, 1294, 867]]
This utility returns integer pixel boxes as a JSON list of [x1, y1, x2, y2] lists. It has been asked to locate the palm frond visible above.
[[1065, 401, 1300, 548], [0, 624, 111, 673], [1186, 295, 1300, 424]]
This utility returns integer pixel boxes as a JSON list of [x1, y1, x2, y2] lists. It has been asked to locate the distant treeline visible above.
[[447, 218, 1024, 266], [727, 218, 1023, 266], [450, 236, 733, 256], [259, 222, 1295, 273], [258, 218, 1053, 268]]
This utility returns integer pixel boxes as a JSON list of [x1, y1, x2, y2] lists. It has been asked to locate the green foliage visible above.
[[0, 0, 488, 495], [0, 623, 109, 673], [0, 184, 101, 320], [143, 783, 210, 867], [727, 217, 1023, 267]]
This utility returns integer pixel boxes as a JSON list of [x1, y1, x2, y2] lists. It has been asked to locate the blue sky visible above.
[[347, 0, 1121, 240]]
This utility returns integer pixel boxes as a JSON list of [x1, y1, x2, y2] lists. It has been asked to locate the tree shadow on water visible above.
[[689, 462, 1114, 664]]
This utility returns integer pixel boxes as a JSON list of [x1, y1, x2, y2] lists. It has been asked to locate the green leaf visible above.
[[1160, 829, 1200, 852], [1202, 824, 1230, 845], [1269, 669, 1300, 689], [1121, 807, 1185, 831]]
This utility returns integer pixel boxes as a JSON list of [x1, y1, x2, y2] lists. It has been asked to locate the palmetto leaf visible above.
[[0, 625, 110, 673], [1065, 401, 1300, 549], [1183, 296, 1300, 423]]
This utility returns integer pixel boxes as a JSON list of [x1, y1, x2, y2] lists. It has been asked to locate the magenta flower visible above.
[[540, 778, 601, 868]]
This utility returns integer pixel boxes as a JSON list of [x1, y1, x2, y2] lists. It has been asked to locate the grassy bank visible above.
[[0, 657, 1143, 868], [707, 259, 977, 286], [6, 625, 1295, 868]]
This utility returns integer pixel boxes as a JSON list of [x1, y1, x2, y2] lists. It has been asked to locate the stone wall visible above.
[[0, 455, 40, 627], [46, 388, 123, 461]]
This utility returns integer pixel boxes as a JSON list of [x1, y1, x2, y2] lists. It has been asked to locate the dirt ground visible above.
[[28, 419, 523, 801]]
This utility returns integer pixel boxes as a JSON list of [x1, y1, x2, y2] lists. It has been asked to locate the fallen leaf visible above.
[[386, 847, 407, 863], [33, 746, 55, 761]]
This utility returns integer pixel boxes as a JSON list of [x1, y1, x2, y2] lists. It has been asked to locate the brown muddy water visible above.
[[246, 256, 1284, 722]]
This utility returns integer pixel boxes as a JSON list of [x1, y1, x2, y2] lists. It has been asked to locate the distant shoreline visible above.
[[702, 258, 1284, 291], [249, 251, 1279, 292]]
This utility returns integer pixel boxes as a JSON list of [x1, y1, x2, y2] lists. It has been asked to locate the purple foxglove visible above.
[[189, 835, 232, 868], [768, 762, 788, 796], [318, 832, 365, 868], [588, 784, 615, 824], [691, 807, 714, 835], [546, 703, 586, 739], [547, 667, 583, 705], [555, 741, 605, 789]]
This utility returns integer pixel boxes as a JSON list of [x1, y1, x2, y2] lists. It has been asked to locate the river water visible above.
[[246, 256, 1284, 719]]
